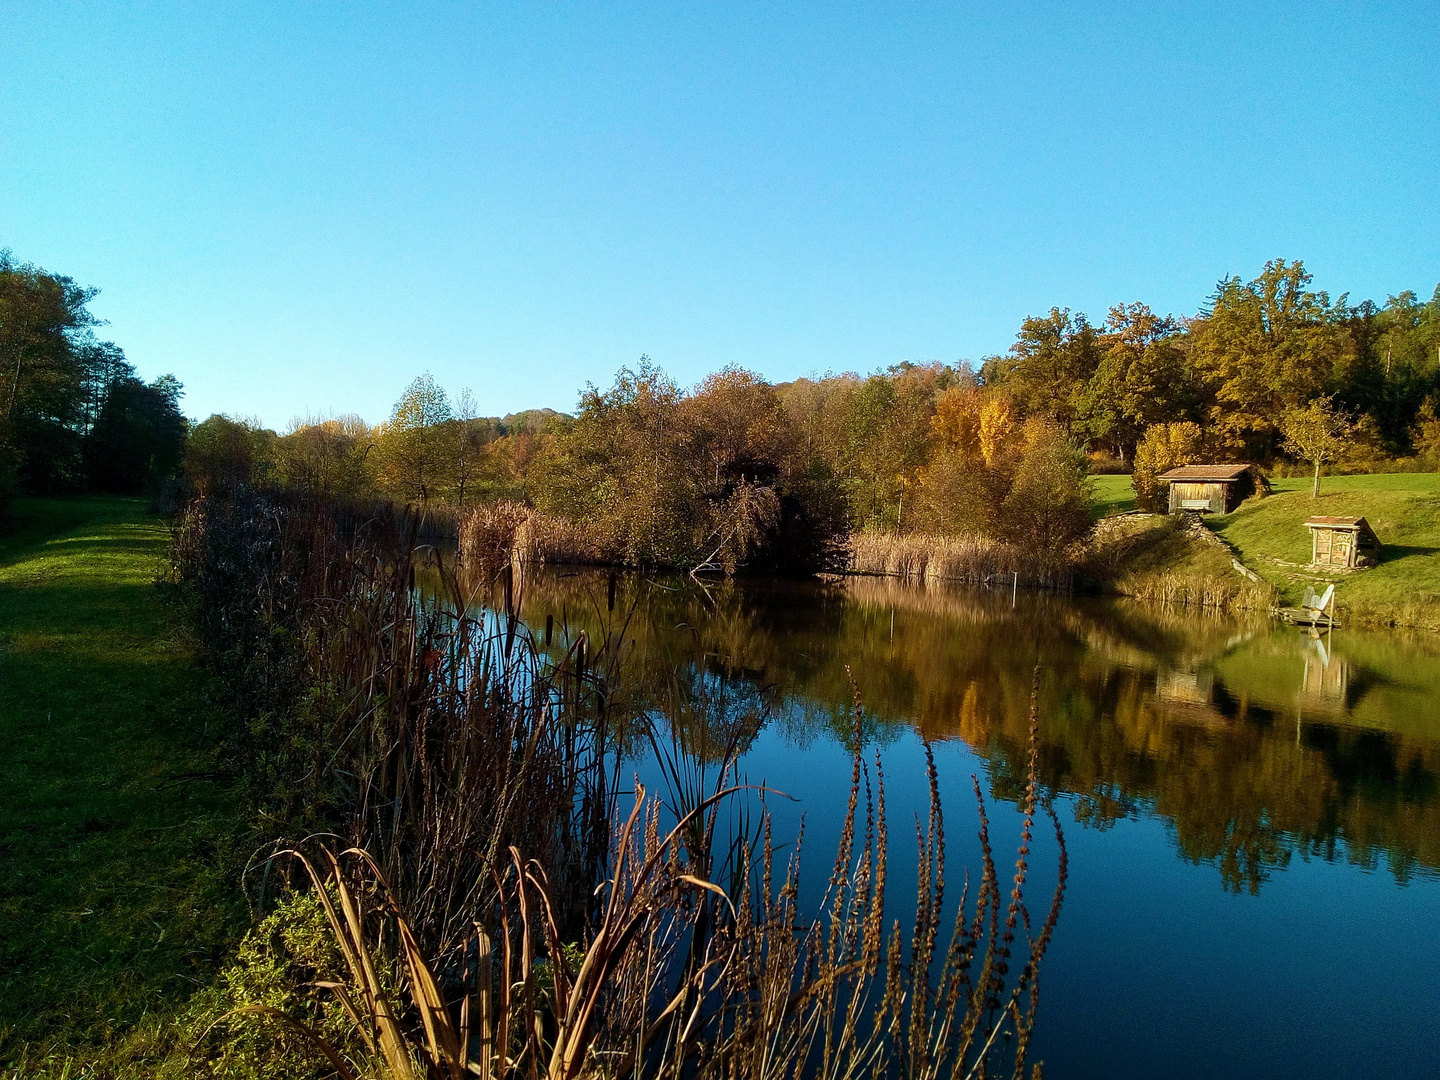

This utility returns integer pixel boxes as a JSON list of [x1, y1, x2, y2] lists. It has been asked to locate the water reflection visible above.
[[471, 565, 1440, 895]]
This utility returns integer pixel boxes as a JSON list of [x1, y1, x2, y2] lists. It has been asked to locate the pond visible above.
[[482, 566, 1440, 1079]]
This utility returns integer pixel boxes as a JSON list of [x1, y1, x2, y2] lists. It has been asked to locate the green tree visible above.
[[984, 308, 1099, 427], [375, 374, 454, 504], [1078, 303, 1196, 460], [0, 251, 100, 492], [82, 371, 187, 493], [186, 414, 276, 496], [1279, 395, 1354, 497], [1189, 259, 1346, 458]]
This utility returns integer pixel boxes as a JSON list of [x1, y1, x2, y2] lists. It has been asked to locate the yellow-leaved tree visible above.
[[1131, 421, 1203, 512]]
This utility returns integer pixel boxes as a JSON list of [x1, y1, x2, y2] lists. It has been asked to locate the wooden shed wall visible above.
[[1168, 482, 1227, 514]]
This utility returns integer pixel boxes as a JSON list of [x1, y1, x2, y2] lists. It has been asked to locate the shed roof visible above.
[[1304, 516, 1370, 530], [1157, 464, 1253, 482]]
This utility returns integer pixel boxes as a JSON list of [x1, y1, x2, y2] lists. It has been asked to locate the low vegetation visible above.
[[849, 531, 1075, 589], [0, 498, 242, 1054], [1092, 514, 1275, 611], [3, 491, 1067, 1076]]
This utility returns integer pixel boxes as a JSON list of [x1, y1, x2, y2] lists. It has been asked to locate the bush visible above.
[[1086, 450, 1132, 475]]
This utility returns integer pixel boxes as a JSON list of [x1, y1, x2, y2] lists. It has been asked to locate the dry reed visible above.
[[1114, 570, 1275, 611], [848, 531, 1075, 590], [461, 502, 616, 569], [174, 494, 1067, 1079]]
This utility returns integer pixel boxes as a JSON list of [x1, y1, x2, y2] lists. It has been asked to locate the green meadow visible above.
[[1091, 472, 1440, 627], [1089, 473, 1138, 517], [0, 499, 242, 1056]]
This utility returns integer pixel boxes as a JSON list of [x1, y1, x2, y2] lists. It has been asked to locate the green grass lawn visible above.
[[1089, 473, 1136, 516], [1208, 473, 1440, 627], [0, 498, 242, 1056]]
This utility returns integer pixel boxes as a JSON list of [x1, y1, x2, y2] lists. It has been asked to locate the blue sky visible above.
[[1, 2, 1435, 427]]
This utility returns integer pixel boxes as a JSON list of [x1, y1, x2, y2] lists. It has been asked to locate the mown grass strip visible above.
[[0, 497, 243, 1056]]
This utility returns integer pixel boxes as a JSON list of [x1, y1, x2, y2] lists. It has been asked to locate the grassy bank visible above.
[[0, 498, 242, 1059], [1088, 473, 1440, 627], [1210, 474, 1440, 628]]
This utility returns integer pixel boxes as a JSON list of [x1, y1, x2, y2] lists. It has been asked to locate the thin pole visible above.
[[1012, 571, 1018, 607]]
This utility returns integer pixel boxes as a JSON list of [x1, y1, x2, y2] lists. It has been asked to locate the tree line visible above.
[[9, 247, 1438, 565], [219, 258, 1434, 564], [0, 250, 186, 508]]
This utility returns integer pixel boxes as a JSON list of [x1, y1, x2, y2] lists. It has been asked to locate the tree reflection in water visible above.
[[464, 564, 1440, 895]]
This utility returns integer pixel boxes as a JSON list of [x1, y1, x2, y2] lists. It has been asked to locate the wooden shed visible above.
[[1304, 516, 1380, 569], [1157, 464, 1257, 514]]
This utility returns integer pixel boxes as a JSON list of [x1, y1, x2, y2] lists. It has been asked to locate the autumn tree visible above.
[[999, 419, 1094, 549], [530, 358, 693, 564], [1279, 395, 1354, 497], [274, 414, 374, 500], [449, 388, 495, 513], [1132, 421, 1203, 512], [1411, 398, 1440, 466], [375, 374, 454, 504], [915, 387, 1023, 534]]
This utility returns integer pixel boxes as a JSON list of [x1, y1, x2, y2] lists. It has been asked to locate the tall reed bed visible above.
[[460, 501, 615, 570], [171, 493, 616, 954], [849, 531, 1075, 590], [172, 494, 1066, 1079], [1114, 570, 1275, 611]]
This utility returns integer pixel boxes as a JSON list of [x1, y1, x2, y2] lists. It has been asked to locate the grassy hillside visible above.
[[0, 498, 242, 1057], [1209, 474, 1440, 628], [1087, 472, 1440, 626]]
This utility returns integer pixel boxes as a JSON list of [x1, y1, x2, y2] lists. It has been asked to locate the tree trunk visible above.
[[1312, 460, 1321, 498]]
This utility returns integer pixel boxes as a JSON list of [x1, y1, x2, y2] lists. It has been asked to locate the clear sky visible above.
[[2, 2, 1435, 428]]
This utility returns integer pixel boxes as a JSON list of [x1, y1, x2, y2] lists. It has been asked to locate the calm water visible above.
[[491, 568, 1440, 1079]]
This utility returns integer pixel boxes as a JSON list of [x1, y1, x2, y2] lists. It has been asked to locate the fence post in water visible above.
[[1013, 571, 1018, 606]]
